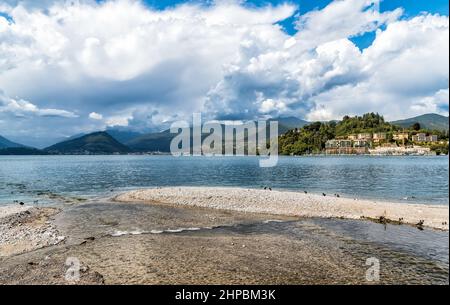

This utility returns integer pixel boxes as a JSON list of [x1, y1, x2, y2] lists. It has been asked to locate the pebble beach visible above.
[[116, 187, 450, 230]]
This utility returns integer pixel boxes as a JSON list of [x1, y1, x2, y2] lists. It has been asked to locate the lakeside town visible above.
[[279, 113, 449, 156], [325, 131, 447, 156]]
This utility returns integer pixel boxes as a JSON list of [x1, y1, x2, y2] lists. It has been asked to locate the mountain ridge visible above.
[[44, 131, 131, 154], [126, 116, 310, 152], [390, 113, 448, 131], [0, 135, 26, 149]]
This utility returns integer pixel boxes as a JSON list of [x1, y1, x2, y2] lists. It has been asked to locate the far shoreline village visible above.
[[279, 113, 449, 156], [324, 132, 442, 156]]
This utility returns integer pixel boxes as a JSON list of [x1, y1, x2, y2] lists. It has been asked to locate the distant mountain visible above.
[[126, 117, 308, 153], [0, 135, 26, 149], [52, 129, 144, 147], [0, 147, 47, 155], [271, 117, 309, 134], [126, 129, 174, 152], [63, 133, 86, 142], [390, 113, 449, 131], [105, 129, 144, 144], [44, 131, 131, 154]]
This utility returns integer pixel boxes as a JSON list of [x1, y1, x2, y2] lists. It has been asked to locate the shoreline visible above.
[[115, 187, 449, 230], [1, 198, 448, 284], [1, 153, 447, 156]]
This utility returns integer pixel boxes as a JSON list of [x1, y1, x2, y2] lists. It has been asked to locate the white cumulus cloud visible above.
[[0, 90, 78, 118], [88, 111, 103, 120], [0, 0, 448, 147]]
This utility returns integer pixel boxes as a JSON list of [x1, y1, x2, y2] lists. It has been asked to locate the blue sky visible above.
[[140, 0, 449, 15], [0, 0, 448, 147], [136, 0, 450, 49], [141, 1, 450, 32]]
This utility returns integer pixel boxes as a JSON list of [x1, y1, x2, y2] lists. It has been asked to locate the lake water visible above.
[[0, 155, 448, 206]]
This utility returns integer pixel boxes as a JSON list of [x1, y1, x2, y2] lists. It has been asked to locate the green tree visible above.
[[411, 122, 421, 131]]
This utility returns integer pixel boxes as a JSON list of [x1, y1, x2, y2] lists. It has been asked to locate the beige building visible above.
[[357, 133, 372, 140], [372, 133, 387, 143], [393, 132, 409, 140], [353, 140, 369, 147]]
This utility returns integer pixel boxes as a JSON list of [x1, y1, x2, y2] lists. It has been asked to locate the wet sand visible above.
[[0, 201, 448, 284], [116, 187, 449, 230]]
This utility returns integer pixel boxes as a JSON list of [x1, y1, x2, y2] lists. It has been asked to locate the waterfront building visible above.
[[393, 132, 409, 140], [412, 133, 438, 142], [426, 135, 438, 142], [325, 139, 368, 154], [357, 133, 372, 140], [325, 139, 353, 154], [372, 133, 387, 143], [353, 140, 369, 147], [352, 140, 369, 154], [412, 133, 427, 142], [325, 139, 352, 148]]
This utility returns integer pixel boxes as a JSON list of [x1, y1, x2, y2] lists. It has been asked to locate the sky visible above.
[[0, 0, 449, 147]]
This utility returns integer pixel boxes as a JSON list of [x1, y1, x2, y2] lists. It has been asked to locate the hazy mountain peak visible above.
[[0, 135, 26, 149], [44, 131, 131, 154]]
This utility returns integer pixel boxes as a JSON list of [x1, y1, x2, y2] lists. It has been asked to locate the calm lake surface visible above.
[[0, 155, 448, 206]]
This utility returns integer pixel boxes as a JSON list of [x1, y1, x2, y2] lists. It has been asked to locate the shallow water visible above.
[[213, 219, 449, 284], [0, 155, 448, 205], [53, 202, 449, 284], [213, 219, 449, 265]]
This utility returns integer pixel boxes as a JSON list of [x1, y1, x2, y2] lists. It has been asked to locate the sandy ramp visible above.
[[116, 187, 449, 230]]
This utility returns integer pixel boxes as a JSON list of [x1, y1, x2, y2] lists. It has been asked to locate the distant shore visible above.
[[1, 151, 448, 156], [116, 187, 449, 230]]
